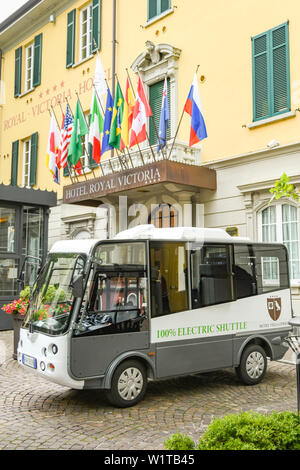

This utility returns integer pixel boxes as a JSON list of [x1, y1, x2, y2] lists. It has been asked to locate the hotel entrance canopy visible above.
[[63, 145, 216, 206]]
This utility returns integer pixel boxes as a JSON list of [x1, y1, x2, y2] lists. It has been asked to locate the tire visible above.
[[105, 360, 147, 408], [235, 344, 267, 385]]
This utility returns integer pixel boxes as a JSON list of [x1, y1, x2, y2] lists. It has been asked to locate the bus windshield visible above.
[[23, 253, 85, 335]]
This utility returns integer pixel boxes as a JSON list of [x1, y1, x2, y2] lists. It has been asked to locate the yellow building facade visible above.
[[2, 0, 300, 192], [2, 0, 300, 317]]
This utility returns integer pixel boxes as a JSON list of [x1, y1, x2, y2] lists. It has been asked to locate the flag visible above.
[[157, 77, 170, 152], [101, 87, 114, 155], [93, 53, 108, 109], [89, 93, 104, 163], [109, 82, 124, 149], [58, 105, 73, 170], [120, 78, 135, 150], [68, 100, 89, 166], [129, 74, 152, 148], [46, 111, 60, 184], [184, 73, 207, 146]]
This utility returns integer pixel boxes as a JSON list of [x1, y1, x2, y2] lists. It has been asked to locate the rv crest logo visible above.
[[267, 297, 281, 321]]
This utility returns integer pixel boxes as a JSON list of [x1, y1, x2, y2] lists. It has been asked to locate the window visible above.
[[80, 4, 93, 61], [11, 133, 38, 188], [149, 78, 171, 146], [14, 34, 42, 97], [24, 44, 34, 92], [150, 242, 188, 317], [253, 245, 289, 294], [252, 22, 290, 121], [22, 139, 31, 187], [66, 0, 101, 68], [150, 204, 178, 228], [0, 207, 16, 253], [148, 0, 171, 21], [259, 204, 300, 280], [22, 206, 44, 285], [191, 244, 233, 308]]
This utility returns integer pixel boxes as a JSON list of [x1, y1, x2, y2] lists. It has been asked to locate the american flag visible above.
[[58, 105, 73, 169]]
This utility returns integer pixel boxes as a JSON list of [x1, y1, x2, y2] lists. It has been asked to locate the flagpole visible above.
[[63, 97, 84, 183], [90, 87, 107, 177], [114, 73, 137, 170], [167, 64, 201, 160], [125, 68, 155, 165], [74, 92, 98, 180], [137, 67, 166, 160], [48, 106, 75, 185], [96, 78, 128, 173], [73, 92, 96, 182], [57, 102, 75, 184]]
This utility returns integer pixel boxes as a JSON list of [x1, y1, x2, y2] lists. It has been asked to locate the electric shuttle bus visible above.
[[18, 225, 293, 407]]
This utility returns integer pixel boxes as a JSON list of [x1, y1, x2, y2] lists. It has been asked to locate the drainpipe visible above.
[[112, 0, 116, 100], [0, 49, 2, 82], [111, 0, 116, 159]]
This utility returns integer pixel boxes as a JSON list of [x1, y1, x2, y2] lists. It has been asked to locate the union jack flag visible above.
[[58, 105, 73, 169]]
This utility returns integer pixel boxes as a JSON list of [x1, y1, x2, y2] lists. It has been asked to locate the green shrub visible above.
[[164, 433, 195, 450], [164, 412, 300, 450]]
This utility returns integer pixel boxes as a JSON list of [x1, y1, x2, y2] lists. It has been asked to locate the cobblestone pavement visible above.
[[0, 331, 298, 450]]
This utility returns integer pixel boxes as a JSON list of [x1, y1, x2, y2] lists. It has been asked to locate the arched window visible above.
[[259, 204, 300, 280], [150, 204, 178, 228]]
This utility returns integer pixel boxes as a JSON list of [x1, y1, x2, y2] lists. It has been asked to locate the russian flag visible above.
[[184, 74, 207, 146]]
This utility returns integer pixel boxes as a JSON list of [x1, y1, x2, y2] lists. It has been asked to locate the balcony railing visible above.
[[98, 140, 202, 177]]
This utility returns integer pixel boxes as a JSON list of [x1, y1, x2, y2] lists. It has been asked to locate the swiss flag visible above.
[[129, 74, 152, 148]]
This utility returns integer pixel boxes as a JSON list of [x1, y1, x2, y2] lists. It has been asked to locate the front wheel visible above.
[[105, 360, 147, 408], [235, 344, 267, 385]]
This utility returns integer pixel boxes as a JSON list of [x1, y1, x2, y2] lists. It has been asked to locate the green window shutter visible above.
[[252, 22, 290, 121], [148, 0, 170, 20], [29, 132, 38, 187], [33, 33, 42, 87], [161, 0, 170, 13], [252, 33, 270, 120], [149, 79, 171, 146], [63, 164, 70, 177], [91, 0, 101, 53], [148, 0, 158, 20], [271, 24, 290, 115], [66, 9, 76, 68], [11, 141, 19, 186], [14, 47, 22, 97]]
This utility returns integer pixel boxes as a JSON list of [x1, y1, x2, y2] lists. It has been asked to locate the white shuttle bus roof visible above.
[[114, 225, 250, 244], [49, 239, 99, 255], [49, 225, 284, 255]]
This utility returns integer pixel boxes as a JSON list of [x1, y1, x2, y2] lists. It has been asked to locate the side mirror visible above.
[[72, 274, 84, 298]]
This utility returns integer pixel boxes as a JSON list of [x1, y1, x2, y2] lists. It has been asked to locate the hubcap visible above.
[[118, 367, 143, 401], [246, 351, 265, 379]]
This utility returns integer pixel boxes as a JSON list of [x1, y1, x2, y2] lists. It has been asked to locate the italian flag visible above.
[[89, 92, 104, 163]]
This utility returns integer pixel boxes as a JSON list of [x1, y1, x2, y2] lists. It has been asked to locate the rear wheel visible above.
[[106, 359, 147, 408], [236, 344, 267, 385]]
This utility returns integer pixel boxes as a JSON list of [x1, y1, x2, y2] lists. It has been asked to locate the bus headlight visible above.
[[40, 361, 46, 371], [51, 344, 58, 355]]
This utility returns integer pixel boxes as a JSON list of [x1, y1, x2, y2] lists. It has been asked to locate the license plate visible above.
[[22, 354, 37, 369]]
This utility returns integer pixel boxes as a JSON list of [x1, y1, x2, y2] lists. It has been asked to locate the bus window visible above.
[[233, 245, 257, 299], [252, 245, 289, 294], [191, 244, 233, 308], [150, 242, 188, 318]]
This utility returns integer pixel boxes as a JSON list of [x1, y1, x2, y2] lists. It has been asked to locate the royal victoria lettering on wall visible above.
[[64, 166, 161, 202]]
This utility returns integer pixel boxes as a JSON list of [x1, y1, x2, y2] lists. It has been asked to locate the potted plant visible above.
[[1, 287, 30, 359]]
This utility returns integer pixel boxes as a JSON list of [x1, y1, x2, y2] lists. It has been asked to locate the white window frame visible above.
[[258, 203, 300, 282], [79, 3, 93, 62], [22, 139, 31, 188], [24, 43, 34, 92]]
